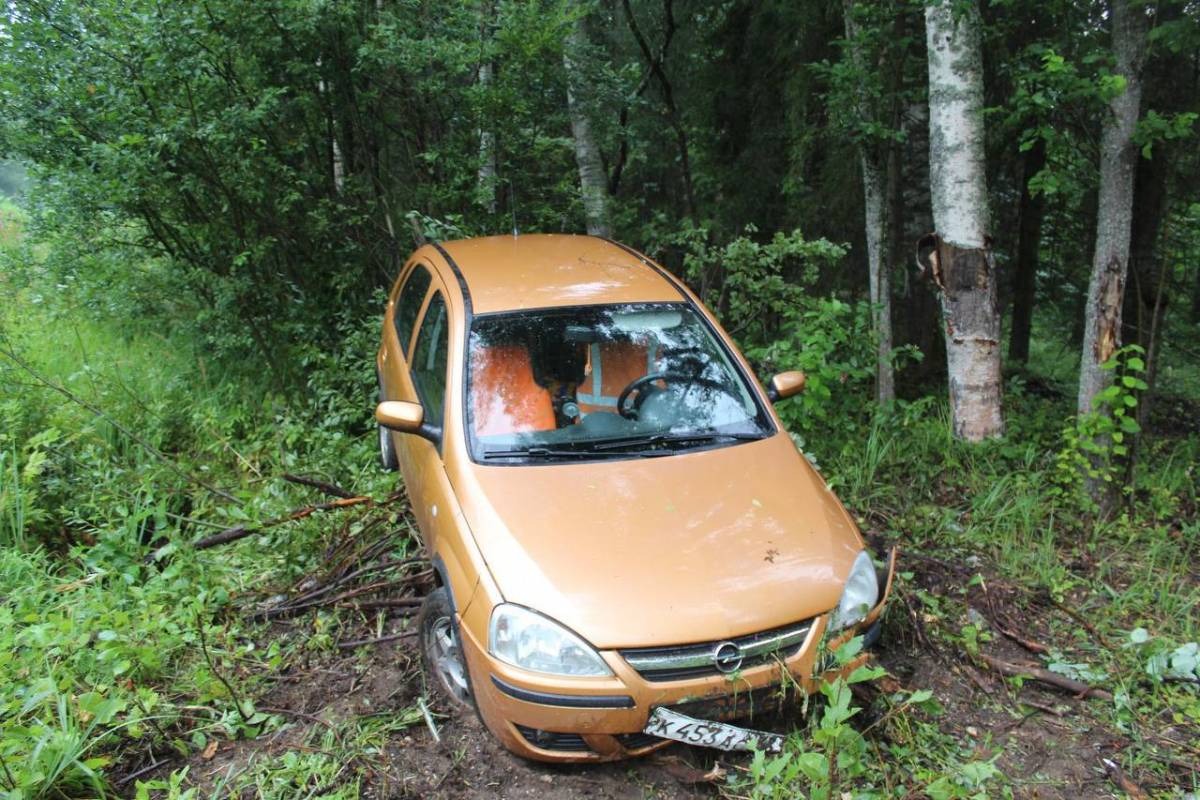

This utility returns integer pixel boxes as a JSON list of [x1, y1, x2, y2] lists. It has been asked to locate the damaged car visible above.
[[375, 233, 895, 761]]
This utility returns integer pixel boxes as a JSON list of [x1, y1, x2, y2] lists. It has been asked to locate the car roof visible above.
[[434, 234, 684, 315]]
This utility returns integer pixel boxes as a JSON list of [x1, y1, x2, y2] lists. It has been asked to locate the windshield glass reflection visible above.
[[466, 303, 771, 460]]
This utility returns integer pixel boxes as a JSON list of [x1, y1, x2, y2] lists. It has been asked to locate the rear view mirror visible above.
[[767, 371, 806, 402], [375, 401, 425, 433]]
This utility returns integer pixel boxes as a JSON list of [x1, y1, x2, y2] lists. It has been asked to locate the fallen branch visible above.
[[1101, 758, 1147, 799], [256, 573, 429, 620], [979, 653, 1113, 701], [336, 630, 416, 650], [336, 598, 424, 612], [992, 622, 1051, 655], [282, 474, 355, 499], [190, 496, 372, 551]]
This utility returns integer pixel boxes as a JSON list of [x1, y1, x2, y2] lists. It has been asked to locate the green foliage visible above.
[[743, 637, 1001, 800], [1053, 345, 1148, 503], [676, 226, 886, 456]]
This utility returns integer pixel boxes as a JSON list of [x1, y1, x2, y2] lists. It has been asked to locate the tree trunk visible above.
[[862, 157, 895, 403], [476, 1, 498, 214], [564, 12, 612, 238], [476, 61, 498, 214], [1076, 0, 1148, 415], [843, 0, 894, 404], [924, 0, 1003, 441], [894, 100, 947, 396], [1008, 138, 1046, 363]]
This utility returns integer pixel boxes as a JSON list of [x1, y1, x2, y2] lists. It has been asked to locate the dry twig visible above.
[[281, 473, 355, 499], [978, 653, 1113, 701]]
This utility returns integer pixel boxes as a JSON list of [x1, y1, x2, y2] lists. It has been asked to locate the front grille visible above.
[[619, 618, 814, 682], [513, 723, 592, 752]]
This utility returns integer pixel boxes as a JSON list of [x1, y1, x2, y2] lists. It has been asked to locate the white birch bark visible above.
[[861, 159, 894, 403], [1077, 0, 1148, 418], [316, 60, 343, 195], [925, 0, 1003, 441], [564, 13, 612, 238], [476, 2, 498, 214], [843, 0, 894, 404]]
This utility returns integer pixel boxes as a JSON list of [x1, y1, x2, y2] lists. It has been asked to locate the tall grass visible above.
[[0, 446, 29, 550]]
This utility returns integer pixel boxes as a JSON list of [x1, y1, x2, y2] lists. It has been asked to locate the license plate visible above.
[[643, 707, 784, 753]]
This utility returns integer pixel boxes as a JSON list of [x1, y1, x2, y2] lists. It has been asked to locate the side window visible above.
[[411, 292, 449, 429], [393, 264, 432, 357]]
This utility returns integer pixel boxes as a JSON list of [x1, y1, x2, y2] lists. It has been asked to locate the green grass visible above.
[[1, 241, 396, 796]]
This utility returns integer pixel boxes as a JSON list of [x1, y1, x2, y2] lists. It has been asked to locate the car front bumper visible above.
[[459, 547, 897, 762]]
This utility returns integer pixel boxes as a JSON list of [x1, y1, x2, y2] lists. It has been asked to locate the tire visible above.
[[377, 374, 398, 472], [419, 586, 474, 708], [379, 423, 399, 471]]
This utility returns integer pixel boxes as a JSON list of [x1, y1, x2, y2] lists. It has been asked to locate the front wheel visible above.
[[377, 373, 398, 471], [419, 587, 473, 708], [379, 423, 398, 471]]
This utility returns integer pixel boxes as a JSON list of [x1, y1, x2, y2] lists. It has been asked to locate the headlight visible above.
[[488, 604, 611, 677], [829, 550, 879, 632]]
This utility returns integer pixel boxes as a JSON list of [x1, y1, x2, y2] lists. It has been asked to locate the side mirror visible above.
[[376, 400, 424, 433], [767, 371, 806, 402], [376, 400, 441, 445]]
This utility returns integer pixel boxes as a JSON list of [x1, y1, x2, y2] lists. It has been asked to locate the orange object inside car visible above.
[[577, 341, 653, 415], [471, 345, 556, 436]]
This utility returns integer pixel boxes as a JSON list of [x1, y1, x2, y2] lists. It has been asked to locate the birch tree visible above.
[[476, 1, 498, 214], [923, 0, 1004, 441], [563, 8, 612, 237], [841, 0, 895, 404]]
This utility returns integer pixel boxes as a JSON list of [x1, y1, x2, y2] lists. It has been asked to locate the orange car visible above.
[[375, 234, 894, 761]]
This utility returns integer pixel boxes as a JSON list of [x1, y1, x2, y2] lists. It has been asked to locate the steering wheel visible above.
[[616, 371, 723, 419]]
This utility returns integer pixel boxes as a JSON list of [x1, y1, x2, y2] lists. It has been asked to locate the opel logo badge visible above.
[[713, 641, 743, 673]]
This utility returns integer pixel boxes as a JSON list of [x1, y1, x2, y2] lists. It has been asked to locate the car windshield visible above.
[[465, 303, 772, 461]]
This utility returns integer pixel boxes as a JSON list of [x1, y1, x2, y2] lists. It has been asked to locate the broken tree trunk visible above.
[[564, 9, 612, 238], [1076, 0, 1148, 504], [924, 0, 1004, 441]]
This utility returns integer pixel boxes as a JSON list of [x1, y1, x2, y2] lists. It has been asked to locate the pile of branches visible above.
[[187, 474, 432, 648]]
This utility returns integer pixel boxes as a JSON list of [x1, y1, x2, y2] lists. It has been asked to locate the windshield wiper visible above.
[[481, 447, 627, 460], [589, 431, 764, 452]]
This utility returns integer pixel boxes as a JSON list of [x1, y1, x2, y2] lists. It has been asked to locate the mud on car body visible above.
[[375, 234, 895, 762]]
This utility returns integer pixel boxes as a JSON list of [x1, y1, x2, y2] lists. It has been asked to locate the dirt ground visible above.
[[117, 549, 1192, 799], [171, 623, 1137, 796]]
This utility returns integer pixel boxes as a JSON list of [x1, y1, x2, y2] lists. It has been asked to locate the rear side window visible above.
[[412, 292, 449, 429], [393, 265, 432, 356]]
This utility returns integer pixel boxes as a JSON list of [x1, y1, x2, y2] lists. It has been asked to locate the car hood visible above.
[[458, 432, 864, 649]]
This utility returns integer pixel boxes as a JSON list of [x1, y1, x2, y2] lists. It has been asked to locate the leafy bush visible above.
[[675, 226, 881, 458], [741, 637, 1002, 800]]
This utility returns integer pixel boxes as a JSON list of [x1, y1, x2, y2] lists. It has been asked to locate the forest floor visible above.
[[114, 518, 1194, 800]]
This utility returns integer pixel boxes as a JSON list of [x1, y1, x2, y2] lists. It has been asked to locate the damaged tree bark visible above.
[[923, 0, 1003, 441], [1077, 0, 1147, 502]]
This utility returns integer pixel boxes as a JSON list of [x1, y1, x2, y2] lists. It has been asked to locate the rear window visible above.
[[412, 292, 449, 429], [393, 264, 432, 355]]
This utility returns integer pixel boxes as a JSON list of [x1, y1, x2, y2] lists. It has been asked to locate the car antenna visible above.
[[508, 179, 519, 238]]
